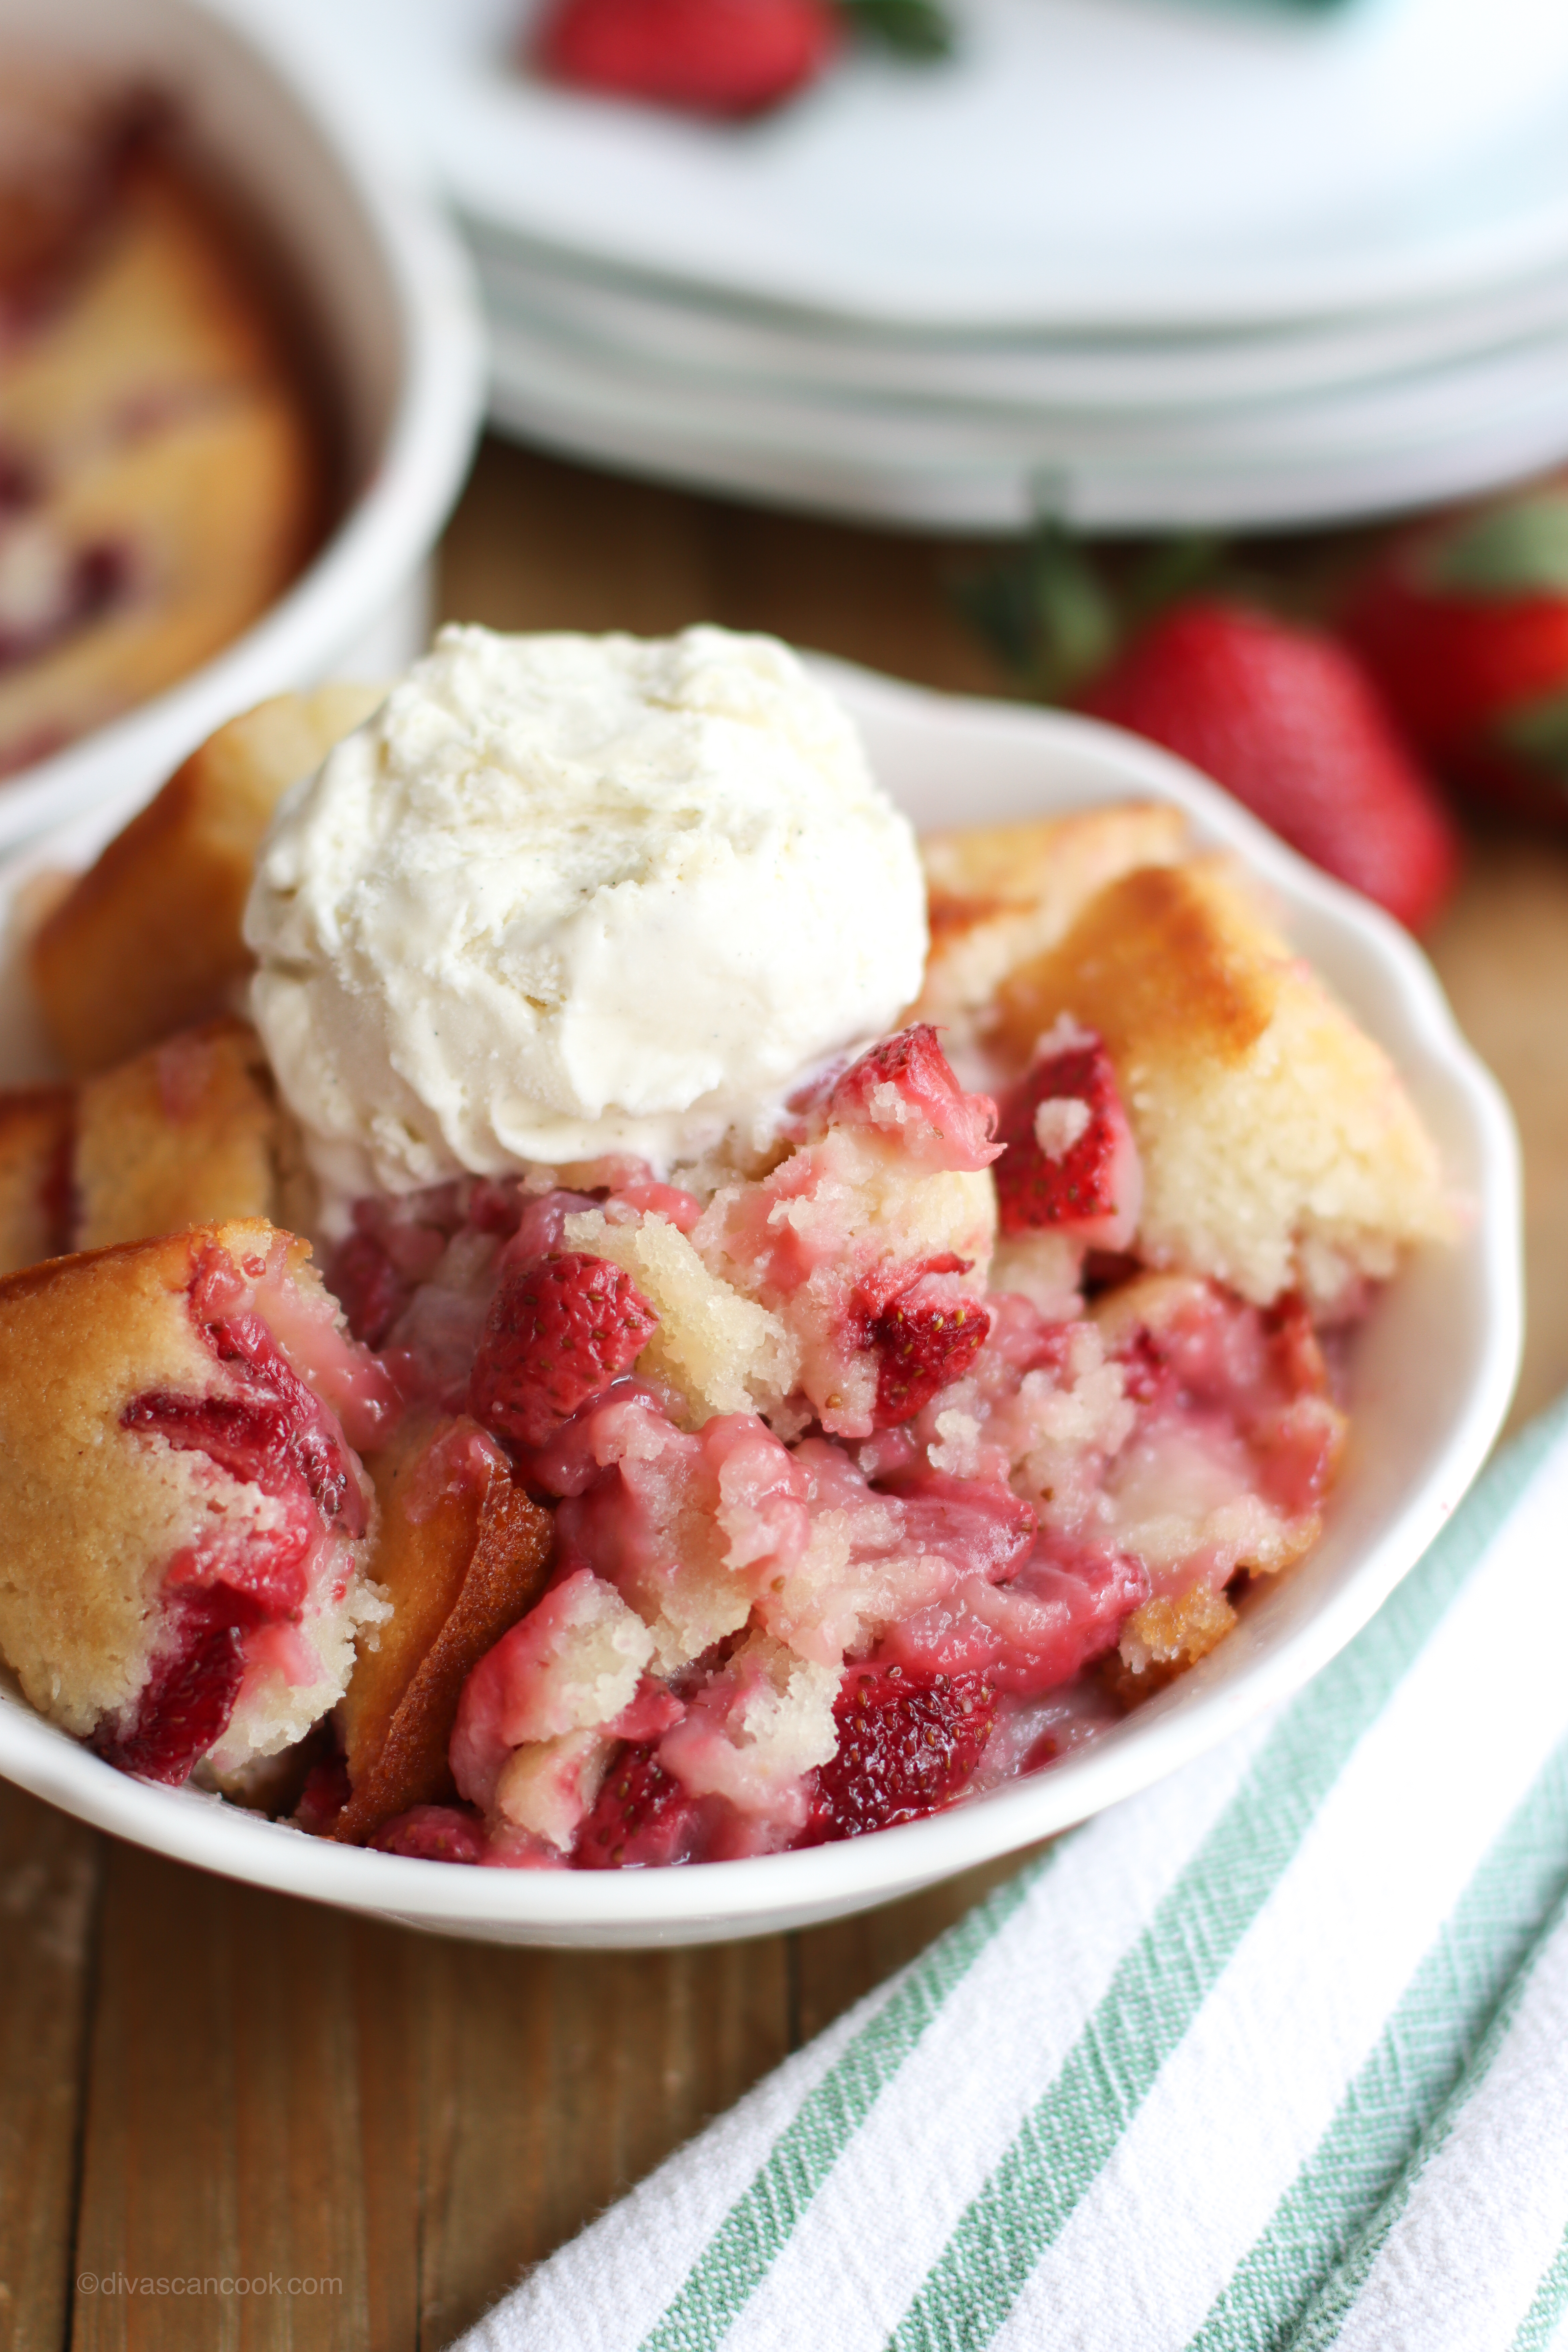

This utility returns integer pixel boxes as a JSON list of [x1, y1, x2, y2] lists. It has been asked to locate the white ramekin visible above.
[[0, 662, 1522, 1946], [0, 0, 486, 850]]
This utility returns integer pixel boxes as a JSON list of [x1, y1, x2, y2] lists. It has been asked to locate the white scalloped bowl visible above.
[[0, 0, 485, 852], [0, 659, 1522, 1945]]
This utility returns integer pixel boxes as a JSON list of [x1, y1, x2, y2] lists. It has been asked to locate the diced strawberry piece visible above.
[[465, 1179, 525, 1239], [884, 1541, 1147, 1695], [1080, 598, 1461, 933], [371, 1804, 488, 1865], [861, 1271, 990, 1427], [994, 1030, 1141, 1250], [130, 1308, 364, 1539], [1251, 1395, 1344, 1517], [500, 1188, 603, 1272], [801, 1664, 997, 1842], [575, 1740, 706, 1868], [827, 1024, 1001, 1171], [469, 1253, 659, 1449], [295, 1753, 350, 1835], [326, 1229, 409, 1348], [613, 1180, 703, 1234], [884, 1468, 1037, 1581], [533, 0, 839, 118], [95, 1605, 247, 1785], [124, 1390, 311, 1519]]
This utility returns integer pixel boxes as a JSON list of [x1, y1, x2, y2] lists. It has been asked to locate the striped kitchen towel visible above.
[[455, 1396, 1568, 2352]]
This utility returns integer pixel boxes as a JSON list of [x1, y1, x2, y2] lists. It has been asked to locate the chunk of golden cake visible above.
[[993, 857, 1454, 1309], [73, 1017, 286, 1253], [31, 684, 384, 1074], [914, 803, 1187, 1033], [0, 1221, 384, 1776], [0, 1088, 73, 1274], [333, 1413, 554, 1845]]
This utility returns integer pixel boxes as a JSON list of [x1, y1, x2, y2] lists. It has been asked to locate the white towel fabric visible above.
[[454, 1396, 1568, 2352]]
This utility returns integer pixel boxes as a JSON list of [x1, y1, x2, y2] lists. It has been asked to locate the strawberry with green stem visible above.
[[1345, 484, 1568, 828], [955, 527, 1461, 934], [531, 0, 951, 120]]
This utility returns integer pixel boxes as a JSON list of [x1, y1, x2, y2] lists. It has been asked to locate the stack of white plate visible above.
[[268, 0, 1568, 532]]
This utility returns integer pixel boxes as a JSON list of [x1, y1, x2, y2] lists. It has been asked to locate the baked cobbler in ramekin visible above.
[[0, 627, 1465, 1876]]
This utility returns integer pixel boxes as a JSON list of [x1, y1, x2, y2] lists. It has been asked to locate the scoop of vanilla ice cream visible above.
[[245, 623, 928, 1202]]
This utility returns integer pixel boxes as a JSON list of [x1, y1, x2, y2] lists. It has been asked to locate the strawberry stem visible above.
[[837, 0, 954, 57]]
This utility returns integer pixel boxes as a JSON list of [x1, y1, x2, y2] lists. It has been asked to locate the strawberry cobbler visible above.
[[0, 626, 1454, 1863], [317, 1015, 1359, 1868]]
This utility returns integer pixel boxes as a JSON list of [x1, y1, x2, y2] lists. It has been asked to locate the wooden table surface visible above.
[[4, 438, 1568, 2352]]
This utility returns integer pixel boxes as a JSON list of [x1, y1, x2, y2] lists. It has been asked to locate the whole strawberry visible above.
[[468, 1251, 658, 1449], [1080, 598, 1461, 933], [533, 0, 839, 117], [1345, 487, 1568, 828]]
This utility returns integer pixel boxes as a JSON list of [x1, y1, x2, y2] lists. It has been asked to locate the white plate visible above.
[[0, 660, 1521, 1945], [0, 0, 485, 852], [256, 0, 1568, 330], [486, 313, 1568, 532], [476, 236, 1568, 414]]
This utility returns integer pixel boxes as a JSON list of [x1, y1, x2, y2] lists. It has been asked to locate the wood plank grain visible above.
[[0, 1785, 100, 2352], [416, 1934, 791, 2346], [70, 1843, 415, 2352], [437, 439, 1010, 699], [1427, 825, 1568, 1434]]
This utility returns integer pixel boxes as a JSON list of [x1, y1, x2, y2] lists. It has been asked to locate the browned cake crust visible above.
[[993, 856, 1455, 1307], [0, 1086, 72, 1273], [0, 1018, 298, 1278], [73, 1016, 284, 1251], [912, 803, 1187, 1037], [334, 1413, 554, 1844], [31, 685, 384, 1073], [0, 149, 328, 782]]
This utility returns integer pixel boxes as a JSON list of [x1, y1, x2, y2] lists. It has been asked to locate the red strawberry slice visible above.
[[94, 1604, 247, 1785], [295, 1753, 351, 1835], [826, 1023, 1000, 1171], [1346, 489, 1568, 827], [860, 1267, 991, 1426], [371, 1804, 488, 1865], [533, 0, 839, 118], [575, 1740, 706, 1868], [326, 1228, 408, 1348], [994, 1028, 1141, 1249], [1080, 598, 1461, 933], [468, 1252, 659, 1449], [801, 1663, 997, 1842]]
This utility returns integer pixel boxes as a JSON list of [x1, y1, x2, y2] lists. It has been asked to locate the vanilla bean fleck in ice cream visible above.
[[245, 623, 928, 1205]]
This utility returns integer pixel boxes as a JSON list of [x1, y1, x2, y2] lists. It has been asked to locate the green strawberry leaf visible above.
[[952, 526, 1116, 701], [1427, 491, 1568, 601], [952, 527, 1228, 703], [1496, 679, 1568, 785], [839, 0, 956, 59]]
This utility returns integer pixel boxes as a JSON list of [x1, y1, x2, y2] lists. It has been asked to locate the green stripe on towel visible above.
[[890, 1410, 1563, 2352], [1186, 1735, 1568, 2352]]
